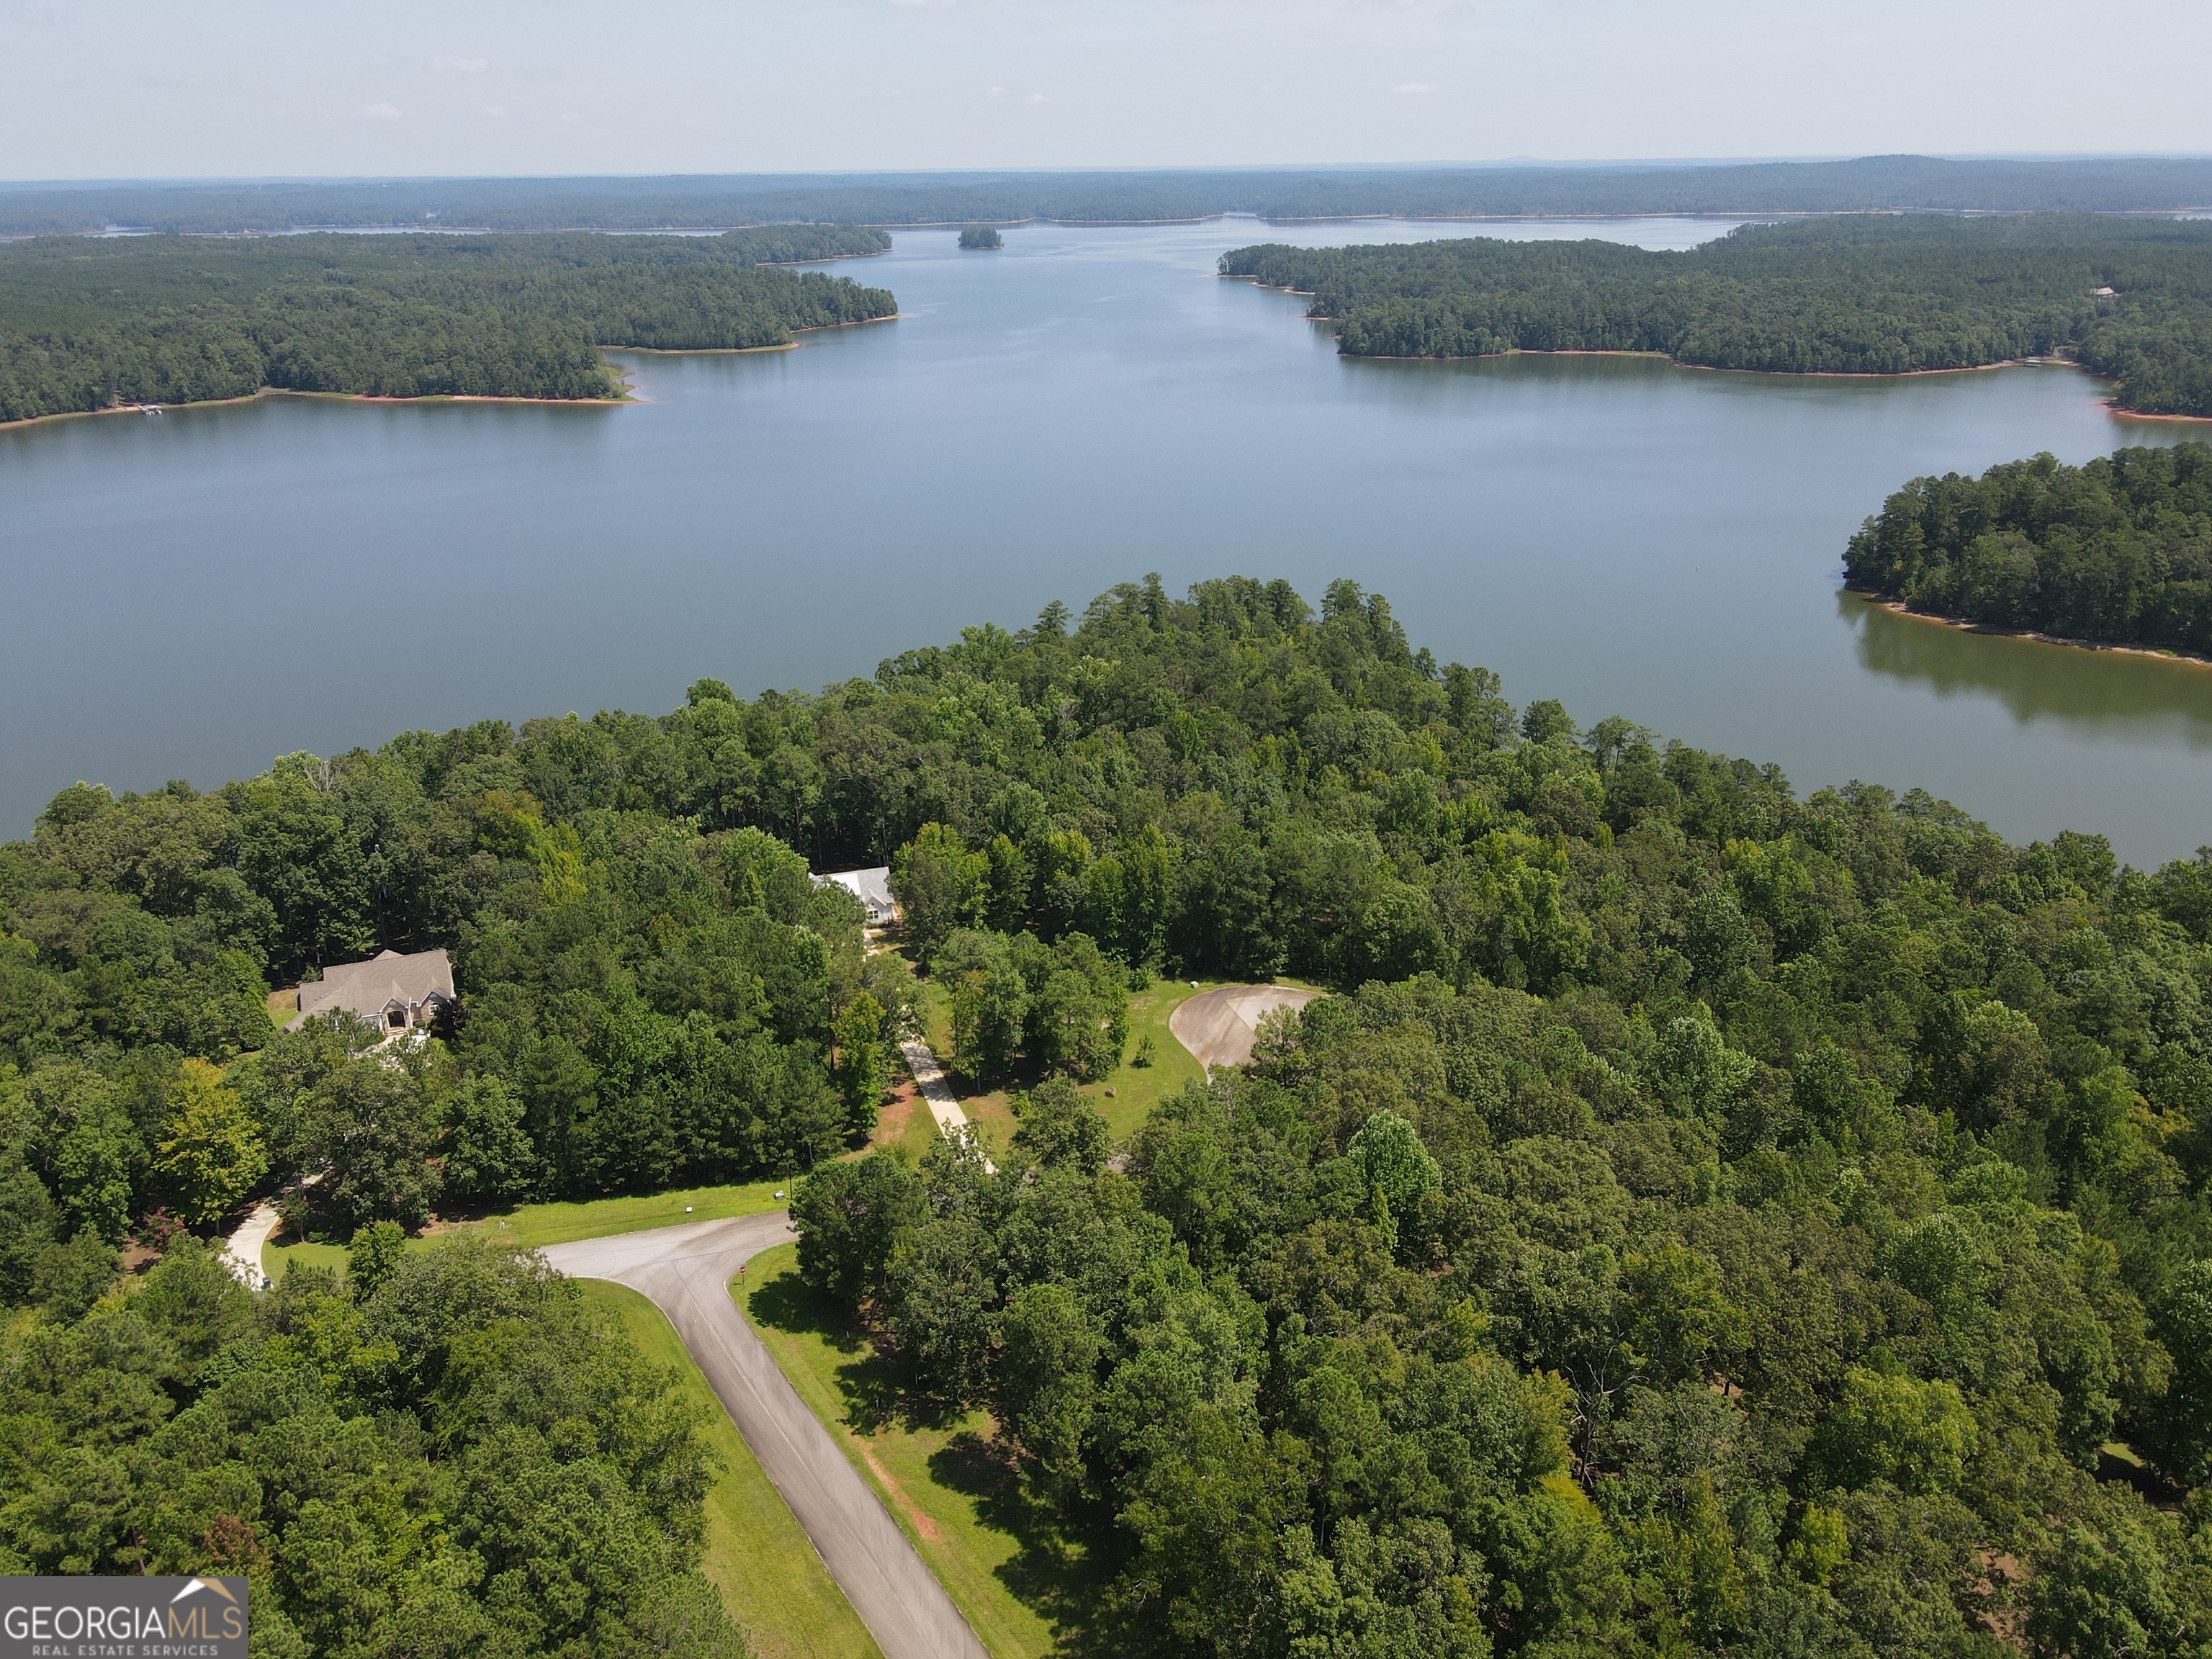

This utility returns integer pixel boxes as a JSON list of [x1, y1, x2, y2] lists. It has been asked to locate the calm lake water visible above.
[[3, 218, 2205, 863]]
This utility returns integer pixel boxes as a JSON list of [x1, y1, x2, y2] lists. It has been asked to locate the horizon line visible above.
[[10, 152, 2212, 190]]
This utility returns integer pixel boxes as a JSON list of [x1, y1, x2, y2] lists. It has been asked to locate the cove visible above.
[[1, 218, 2202, 863]]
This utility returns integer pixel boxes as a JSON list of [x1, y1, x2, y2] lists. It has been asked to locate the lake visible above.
[[2, 217, 2204, 863]]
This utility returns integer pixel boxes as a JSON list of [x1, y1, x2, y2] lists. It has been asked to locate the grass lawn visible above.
[[909, 975, 1018, 1154], [867, 1079, 943, 1165], [1071, 976, 1220, 1141], [958, 1087, 1019, 1154], [449, 1178, 791, 1250], [263, 1178, 791, 1281], [580, 1280, 880, 1659], [740, 1243, 1105, 1659], [916, 972, 956, 1060], [909, 974, 1310, 1148], [262, 1239, 351, 1280]]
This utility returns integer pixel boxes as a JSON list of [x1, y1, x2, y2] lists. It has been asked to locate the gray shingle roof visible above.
[[295, 948, 455, 1028]]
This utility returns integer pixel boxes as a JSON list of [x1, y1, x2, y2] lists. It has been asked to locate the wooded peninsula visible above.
[[1846, 441, 2212, 657], [1221, 215, 2212, 418], [7, 576, 2212, 1654], [0, 225, 896, 423]]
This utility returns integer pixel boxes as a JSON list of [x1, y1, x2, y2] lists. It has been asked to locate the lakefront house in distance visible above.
[[285, 947, 457, 1037]]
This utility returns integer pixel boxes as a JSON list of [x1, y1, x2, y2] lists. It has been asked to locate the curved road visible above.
[[543, 1214, 987, 1659]]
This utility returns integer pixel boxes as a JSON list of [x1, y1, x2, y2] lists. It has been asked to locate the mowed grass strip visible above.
[[578, 1280, 881, 1659], [739, 1242, 1105, 1659], [455, 1177, 791, 1249], [264, 1177, 790, 1280]]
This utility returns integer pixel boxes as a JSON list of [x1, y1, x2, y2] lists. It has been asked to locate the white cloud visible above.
[[484, 104, 506, 118], [1392, 81, 1433, 94], [360, 100, 401, 119], [1023, 91, 1047, 104], [431, 54, 487, 73]]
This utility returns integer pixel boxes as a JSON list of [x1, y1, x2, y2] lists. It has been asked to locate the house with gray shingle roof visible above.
[[289, 948, 455, 1038]]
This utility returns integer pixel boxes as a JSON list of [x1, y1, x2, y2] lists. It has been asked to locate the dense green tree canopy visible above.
[[1, 729, 917, 1254], [0, 1235, 748, 1657], [1221, 215, 2212, 416], [958, 225, 1004, 250], [7, 572, 2212, 1650], [1845, 441, 2212, 655], [0, 227, 896, 422]]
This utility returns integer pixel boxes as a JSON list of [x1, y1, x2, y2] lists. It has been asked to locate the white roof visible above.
[[814, 867, 896, 920]]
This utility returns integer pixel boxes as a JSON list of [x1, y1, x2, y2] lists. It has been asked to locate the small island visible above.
[[958, 224, 1004, 250], [1220, 213, 2212, 418], [1845, 441, 2212, 657]]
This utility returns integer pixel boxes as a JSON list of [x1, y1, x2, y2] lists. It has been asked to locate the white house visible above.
[[812, 866, 898, 926]]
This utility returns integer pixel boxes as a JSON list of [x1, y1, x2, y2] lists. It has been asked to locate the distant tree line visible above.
[[6, 156, 2212, 235], [1845, 441, 2212, 654], [713, 225, 891, 264], [0, 227, 896, 423], [1221, 214, 2212, 417]]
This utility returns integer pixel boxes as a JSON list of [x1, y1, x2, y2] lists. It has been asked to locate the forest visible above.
[[1845, 442, 2212, 655], [6, 155, 2212, 236], [0, 226, 895, 423], [7, 575, 2212, 1654], [1220, 215, 2212, 418], [0, 1228, 750, 1657]]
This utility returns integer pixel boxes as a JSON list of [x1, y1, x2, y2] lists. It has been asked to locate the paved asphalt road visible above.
[[543, 1213, 989, 1659]]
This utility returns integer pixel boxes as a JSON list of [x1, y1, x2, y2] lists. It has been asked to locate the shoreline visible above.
[[1848, 589, 2212, 670], [1220, 273, 2209, 414], [2106, 403, 2212, 425], [0, 386, 631, 433], [612, 342, 795, 356], [611, 310, 903, 354], [1330, 340, 2081, 381], [755, 247, 893, 266], [0, 312, 901, 431]]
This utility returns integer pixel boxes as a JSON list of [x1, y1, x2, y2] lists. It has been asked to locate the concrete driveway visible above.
[[1169, 984, 1321, 1071], [543, 1214, 987, 1659]]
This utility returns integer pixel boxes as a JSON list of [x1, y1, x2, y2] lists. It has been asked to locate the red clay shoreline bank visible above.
[[1848, 588, 2212, 669], [0, 385, 631, 433]]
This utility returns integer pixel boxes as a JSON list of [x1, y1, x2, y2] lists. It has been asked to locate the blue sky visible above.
[[3, 0, 2206, 180]]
